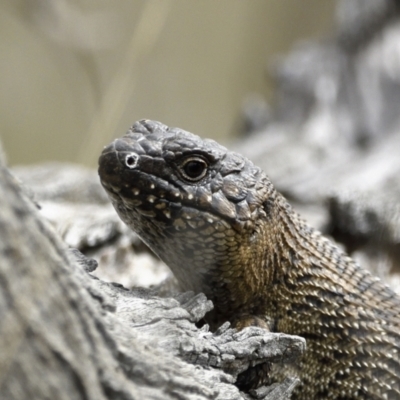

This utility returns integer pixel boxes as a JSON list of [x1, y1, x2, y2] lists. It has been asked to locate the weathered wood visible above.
[[1, 155, 304, 400], [327, 189, 400, 287], [14, 162, 171, 289]]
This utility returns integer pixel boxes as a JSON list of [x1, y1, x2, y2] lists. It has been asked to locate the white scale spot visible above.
[[207, 218, 213, 224], [147, 195, 156, 203], [188, 194, 193, 200], [133, 189, 140, 196], [207, 195, 212, 202], [150, 183, 155, 189], [174, 192, 180, 197], [164, 210, 171, 219]]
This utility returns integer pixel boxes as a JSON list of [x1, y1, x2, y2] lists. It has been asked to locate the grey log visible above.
[[0, 154, 304, 400]]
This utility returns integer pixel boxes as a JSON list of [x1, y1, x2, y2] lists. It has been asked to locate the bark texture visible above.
[[0, 156, 304, 400]]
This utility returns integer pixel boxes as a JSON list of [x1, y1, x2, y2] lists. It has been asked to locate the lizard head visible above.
[[98, 120, 276, 318]]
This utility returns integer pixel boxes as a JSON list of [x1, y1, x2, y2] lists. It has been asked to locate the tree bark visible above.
[[0, 156, 304, 400]]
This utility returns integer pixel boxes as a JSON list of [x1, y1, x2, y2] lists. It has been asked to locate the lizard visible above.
[[98, 119, 400, 400]]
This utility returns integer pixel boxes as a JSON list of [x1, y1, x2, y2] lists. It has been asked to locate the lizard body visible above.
[[98, 120, 400, 399]]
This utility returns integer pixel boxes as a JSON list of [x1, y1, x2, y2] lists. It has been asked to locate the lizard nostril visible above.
[[125, 153, 139, 169]]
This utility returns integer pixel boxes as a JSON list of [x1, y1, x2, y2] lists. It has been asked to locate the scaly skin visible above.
[[98, 120, 400, 400]]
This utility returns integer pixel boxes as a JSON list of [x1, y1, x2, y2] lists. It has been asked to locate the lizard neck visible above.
[[264, 193, 399, 331], [202, 192, 315, 327]]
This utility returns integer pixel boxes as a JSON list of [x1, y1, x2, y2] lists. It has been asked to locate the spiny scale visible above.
[[98, 120, 400, 400]]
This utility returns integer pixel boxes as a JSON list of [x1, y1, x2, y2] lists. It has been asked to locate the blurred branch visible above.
[[336, 0, 400, 53], [77, 1, 171, 166]]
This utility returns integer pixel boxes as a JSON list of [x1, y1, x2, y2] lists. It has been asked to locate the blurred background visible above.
[[4, 0, 400, 292], [0, 0, 335, 166]]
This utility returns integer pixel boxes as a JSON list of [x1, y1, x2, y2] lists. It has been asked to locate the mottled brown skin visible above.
[[98, 120, 400, 400]]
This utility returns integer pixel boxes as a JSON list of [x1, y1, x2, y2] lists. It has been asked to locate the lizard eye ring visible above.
[[125, 153, 139, 169], [179, 156, 208, 182]]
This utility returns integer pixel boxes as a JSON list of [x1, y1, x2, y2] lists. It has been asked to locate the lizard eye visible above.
[[179, 157, 208, 182]]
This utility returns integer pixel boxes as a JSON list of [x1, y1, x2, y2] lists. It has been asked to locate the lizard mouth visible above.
[[98, 134, 254, 232], [100, 164, 234, 233]]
